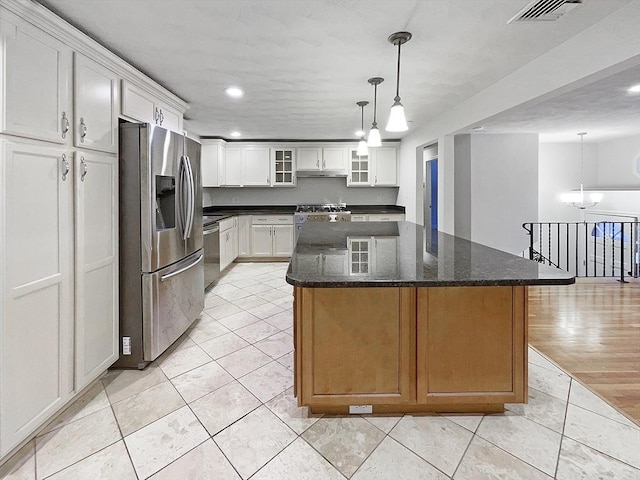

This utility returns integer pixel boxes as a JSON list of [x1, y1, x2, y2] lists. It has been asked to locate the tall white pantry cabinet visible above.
[[0, 0, 186, 459]]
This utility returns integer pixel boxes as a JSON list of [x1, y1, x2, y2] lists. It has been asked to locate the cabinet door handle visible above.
[[80, 156, 88, 182], [61, 153, 70, 181], [154, 107, 159, 123], [61, 112, 70, 139], [375, 176, 377, 184], [79, 117, 87, 143], [322, 160, 326, 169], [159, 109, 164, 125], [316, 158, 319, 168]]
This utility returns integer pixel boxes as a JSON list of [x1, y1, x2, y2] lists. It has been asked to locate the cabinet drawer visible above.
[[252, 215, 293, 225], [219, 217, 235, 231], [351, 215, 368, 222], [368, 213, 405, 221]]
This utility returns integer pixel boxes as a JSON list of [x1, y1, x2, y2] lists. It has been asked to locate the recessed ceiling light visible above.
[[628, 84, 640, 93], [224, 86, 244, 98], [355, 130, 365, 137], [230, 131, 241, 137]]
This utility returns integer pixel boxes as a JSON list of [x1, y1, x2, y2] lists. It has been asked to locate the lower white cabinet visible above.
[[74, 150, 119, 390], [251, 215, 294, 257], [0, 139, 118, 457], [237, 216, 252, 257], [368, 213, 405, 221], [219, 217, 238, 271]]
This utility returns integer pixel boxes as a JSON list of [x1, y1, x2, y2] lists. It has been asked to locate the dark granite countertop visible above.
[[203, 204, 405, 217], [286, 222, 575, 288]]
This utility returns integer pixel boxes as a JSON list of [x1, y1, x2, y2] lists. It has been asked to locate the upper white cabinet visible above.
[[0, 13, 72, 144], [271, 148, 296, 186], [74, 53, 118, 153], [0, 139, 75, 457], [201, 140, 224, 187], [223, 147, 243, 186], [219, 145, 270, 187], [73, 150, 119, 391], [121, 80, 183, 133], [243, 147, 270, 186], [297, 146, 348, 172], [297, 147, 322, 170], [348, 145, 398, 187]]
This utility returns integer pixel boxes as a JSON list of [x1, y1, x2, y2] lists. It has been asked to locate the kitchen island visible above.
[[286, 222, 574, 414]]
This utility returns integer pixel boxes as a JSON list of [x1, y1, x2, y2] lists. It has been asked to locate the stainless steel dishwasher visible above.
[[203, 216, 222, 291]]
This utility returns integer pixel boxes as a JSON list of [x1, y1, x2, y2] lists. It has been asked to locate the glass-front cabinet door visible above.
[[271, 148, 295, 186], [348, 148, 371, 186]]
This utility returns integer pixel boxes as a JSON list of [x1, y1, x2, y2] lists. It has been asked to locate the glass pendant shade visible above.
[[357, 138, 368, 156], [386, 100, 408, 132], [367, 126, 381, 147]]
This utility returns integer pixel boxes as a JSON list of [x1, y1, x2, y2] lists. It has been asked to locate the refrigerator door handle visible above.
[[160, 254, 204, 281], [178, 155, 189, 240], [184, 155, 195, 239]]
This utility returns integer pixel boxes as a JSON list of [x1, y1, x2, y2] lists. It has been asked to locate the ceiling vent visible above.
[[508, 0, 582, 23]]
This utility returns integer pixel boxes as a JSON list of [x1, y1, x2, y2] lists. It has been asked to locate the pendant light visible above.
[[560, 132, 603, 209], [367, 77, 384, 147], [356, 101, 369, 156], [385, 31, 412, 132]]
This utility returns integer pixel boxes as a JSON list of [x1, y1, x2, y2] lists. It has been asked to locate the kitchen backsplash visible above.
[[203, 177, 399, 206]]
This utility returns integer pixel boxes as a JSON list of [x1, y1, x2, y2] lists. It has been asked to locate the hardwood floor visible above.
[[528, 277, 640, 424]]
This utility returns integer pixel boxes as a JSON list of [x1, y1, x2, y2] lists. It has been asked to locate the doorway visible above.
[[423, 145, 438, 230]]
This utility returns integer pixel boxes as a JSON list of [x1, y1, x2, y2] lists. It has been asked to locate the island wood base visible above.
[[293, 285, 528, 414]]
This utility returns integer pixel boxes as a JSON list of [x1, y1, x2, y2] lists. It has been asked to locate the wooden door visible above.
[[74, 53, 118, 153], [417, 286, 526, 404], [74, 151, 119, 391], [0, 140, 74, 456], [298, 287, 415, 406], [1, 14, 72, 144]]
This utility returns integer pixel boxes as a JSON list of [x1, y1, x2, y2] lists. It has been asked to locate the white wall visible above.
[[396, 1, 640, 235], [454, 134, 539, 254], [203, 178, 399, 206], [539, 135, 640, 221]]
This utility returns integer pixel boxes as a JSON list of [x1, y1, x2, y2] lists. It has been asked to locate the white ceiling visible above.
[[37, 0, 640, 141]]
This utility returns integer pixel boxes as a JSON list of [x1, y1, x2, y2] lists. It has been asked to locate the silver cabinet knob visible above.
[[61, 112, 70, 139], [61, 153, 70, 181], [80, 156, 88, 182], [79, 117, 87, 143]]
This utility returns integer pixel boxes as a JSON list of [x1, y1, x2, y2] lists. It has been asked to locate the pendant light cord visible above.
[[395, 42, 401, 101], [372, 84, 378, 126], [360, 105, 365, 133]]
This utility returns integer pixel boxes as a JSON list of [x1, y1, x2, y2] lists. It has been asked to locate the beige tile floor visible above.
[[1, 262, 639, 479]]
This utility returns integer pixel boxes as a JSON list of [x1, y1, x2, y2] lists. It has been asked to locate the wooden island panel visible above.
[[296, 287, 415, 406], [417, 286, 527, 405]]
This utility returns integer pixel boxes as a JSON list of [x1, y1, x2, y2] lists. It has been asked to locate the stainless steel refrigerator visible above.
[[115, 122, 203, 369]]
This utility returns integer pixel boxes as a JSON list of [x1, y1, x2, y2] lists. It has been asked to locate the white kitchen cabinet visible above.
[[251, 215, 294, 257], [0, 13, 72, 144], [374, 237, 399, 276], [322, 253, 349, 275], [121, 80, 183, 134], [273, 225, 294, 256], [222, 147, 243, 186], [74, 53, 119, 153], [372, 147, 398, 185], [74, 150, 119, 391], [297, 147, 322, 170], [271, 148, 295, 186], [201, 140, 225, 187], [0, 140, 75, 457], [348, 146, 398, 186], [237, 215, 253, 257], [322, 146, 348, 170], [243, 147, 271, 186], [219, 217, 238, 271], [296, 146, 347, 172]]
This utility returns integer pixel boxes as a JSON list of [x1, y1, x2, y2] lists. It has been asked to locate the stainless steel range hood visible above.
[[296, 169, 348, 178]]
